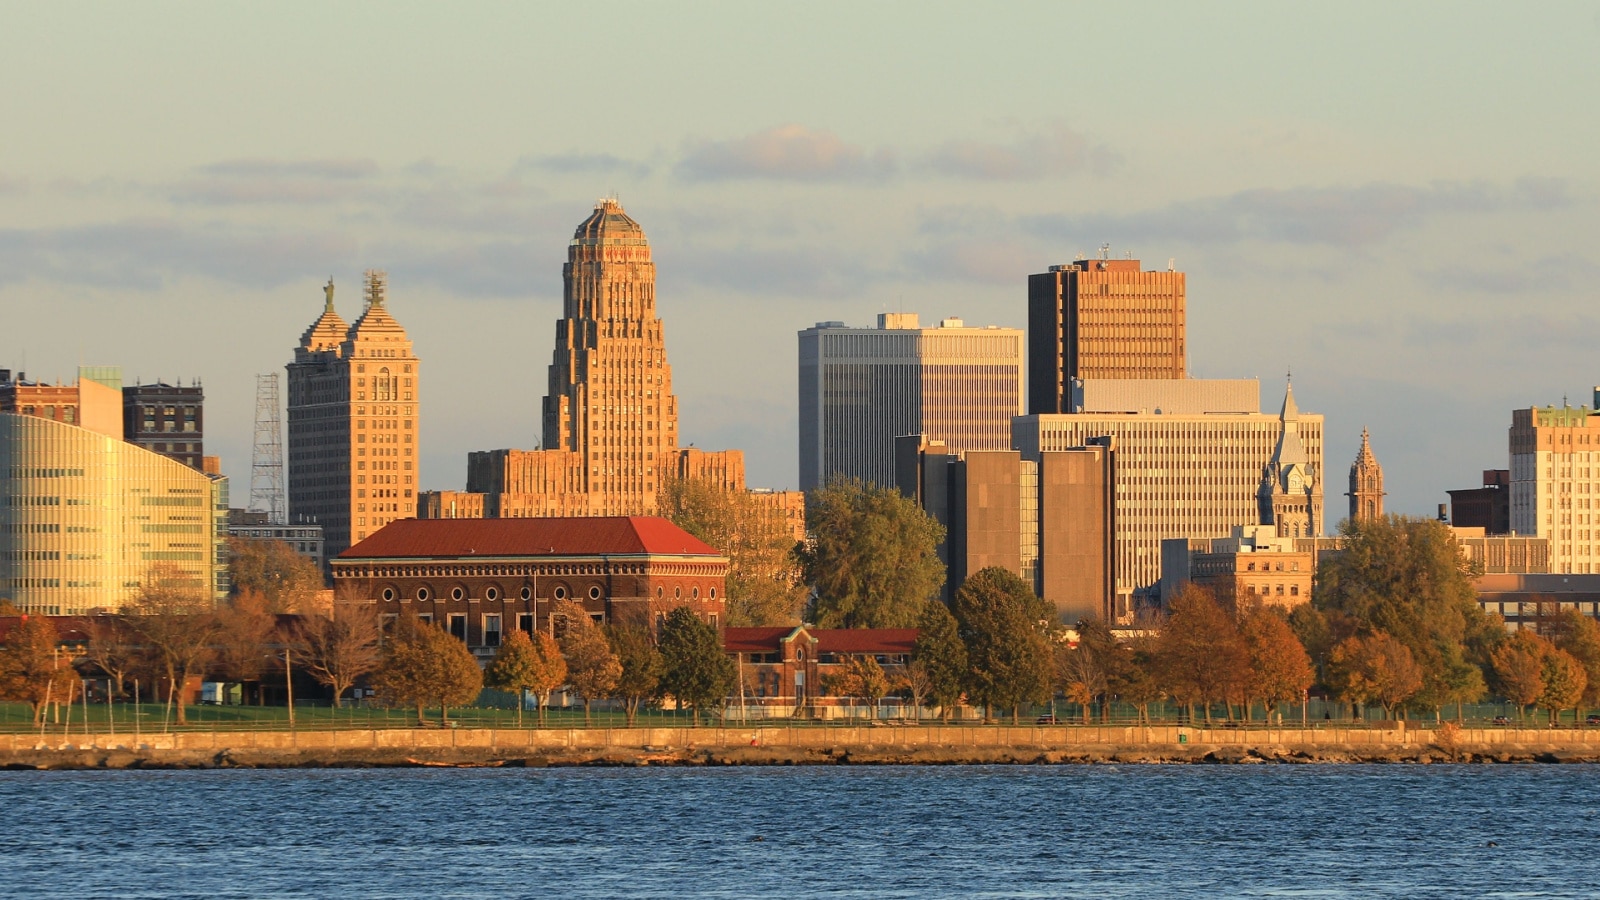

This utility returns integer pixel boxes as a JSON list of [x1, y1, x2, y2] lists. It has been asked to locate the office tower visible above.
[[123, 380, 204, 470], [797, 313, 1025, 491], [0, 367, 228, 615], [1509, 396, 1600, 574], [1347, 428, 1385, 524], [286, 272, 419, 558], [897, 435, 1116, 622], [1027, 252, 1186, 415], [1014, 380, 1323, 613]]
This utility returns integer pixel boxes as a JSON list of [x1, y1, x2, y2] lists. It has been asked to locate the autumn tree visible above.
[[1058, 618, 1125, 724], [1539, 648, 1588, 725], [1549, 609, 1600, 715], [0, 616, 77, 725], [657, 606, 735, 726], [228, 538, 325, 613], [660, 477, 808, 626], [215, 588, 278, 703], [954, 567, 1053, 724], [371, 619, 483, 726], [1327, 632, 1423, 719], [1238, 606, 1314, 722], [798, 478, 946, 628], [606, 615, 663, 726], [1155, 584, 1249, 723], [912, 600, 967, 721], [123, 565, 221, 725], [84, 615, 141, 699], [487, 629, 567, 726], [1491, 629, 1548, 722], [824, 654, 890, 720], [555, 602, 622, 725], [299, 590, 382, 708]]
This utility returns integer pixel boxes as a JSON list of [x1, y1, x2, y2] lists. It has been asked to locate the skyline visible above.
[[4, 4, 1599, 517]]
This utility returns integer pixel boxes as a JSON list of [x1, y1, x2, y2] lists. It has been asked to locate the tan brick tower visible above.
[[287, 271, 419, 557], [542, 199, 680, 514]]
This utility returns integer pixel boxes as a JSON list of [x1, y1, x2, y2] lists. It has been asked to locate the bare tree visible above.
[[216, 588, 278, 703], [122, 564, 221, 725], [300, 586, 383, 708], [84, 615, 141, 698]]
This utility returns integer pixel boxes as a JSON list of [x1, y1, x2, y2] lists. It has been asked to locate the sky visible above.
[[3, 2, 1599, 523]]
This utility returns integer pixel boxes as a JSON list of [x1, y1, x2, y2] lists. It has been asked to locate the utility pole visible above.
[[285, 648, 295, 729]]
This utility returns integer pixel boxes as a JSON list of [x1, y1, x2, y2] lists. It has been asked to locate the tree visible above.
[[227, 538, 325, 613], [913, 600, 967, 721], [798, 478, 946, 628], [485, 629, 563, 726], [1491, 629, 1548, 721], [123, 565, 221, 725], [1154, 584, 1249, 723], [825, 655, 890, 720], [954, 567, 1053, 724], [1327, 632, 1423, 719], [1239, 606, 1314, 722], [83, 615, 140, 699], [299, 591, 382, 708], [0, 616, 76, 725], [1549, 609, 1600, 714], [660, 477, 809, 627], [1314, 515, 1491, 709], [371, 619, 483, 726], [657, 606, 736, 726], [1539, 649, 1588, 725], [215, 588, 278, 702], [606, 617, 663, 726], [556, 602, 622, 725], [1059, 618, 1124, 724]]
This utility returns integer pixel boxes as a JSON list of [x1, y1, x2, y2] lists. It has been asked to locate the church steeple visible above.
[[1259, 378, 1322, 538], [1347, 427, 1385, 523]]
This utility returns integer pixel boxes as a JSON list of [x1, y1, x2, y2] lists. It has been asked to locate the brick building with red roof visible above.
[[332, 516, 727, 655], [724, 625, 919, 718]]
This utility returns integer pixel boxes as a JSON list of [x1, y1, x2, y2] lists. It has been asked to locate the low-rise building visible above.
[[227, 509, 326, 569], [1475, 573, 1600, 629], [1161, 526, 1313, 609], [724, 625, 917, 719]]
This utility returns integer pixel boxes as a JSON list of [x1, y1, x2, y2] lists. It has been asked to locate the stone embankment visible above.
[[6, 723, 1600, 769]]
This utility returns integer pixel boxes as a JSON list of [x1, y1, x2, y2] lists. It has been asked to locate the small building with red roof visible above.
[[332, 516, 727, 654], [724, 625, 919, 718]]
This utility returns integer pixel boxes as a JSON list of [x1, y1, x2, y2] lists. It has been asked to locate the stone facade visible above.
[[1509, 401, 1600, 574], [286, 272, 419, 559], [1257, 383, 1323, 540], [1346, 428, 1384, 524]]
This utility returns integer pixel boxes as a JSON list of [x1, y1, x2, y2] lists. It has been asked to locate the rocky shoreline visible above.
[[6, 741, 1600, 770]]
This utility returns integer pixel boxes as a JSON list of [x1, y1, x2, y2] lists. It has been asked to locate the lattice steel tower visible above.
[[250, 372, 286, 523]]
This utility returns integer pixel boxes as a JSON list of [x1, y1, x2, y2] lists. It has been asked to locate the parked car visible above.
[[1036, 714, 1058, 725], [1492, 715, 1512, 726], [1586, 714, 1600, 726]]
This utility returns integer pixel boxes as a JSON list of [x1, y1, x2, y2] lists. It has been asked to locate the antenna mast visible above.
[[250, 373, 286, 523]]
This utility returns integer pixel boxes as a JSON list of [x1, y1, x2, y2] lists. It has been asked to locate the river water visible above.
[[2, 765, 1594, 898]]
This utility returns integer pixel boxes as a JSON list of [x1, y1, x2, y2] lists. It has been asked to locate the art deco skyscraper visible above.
[[287, 272, 419, 558], [1027, 253, 1186, 414], [542, 199, 681, 513]]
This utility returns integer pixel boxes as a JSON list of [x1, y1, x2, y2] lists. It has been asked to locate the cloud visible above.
[[675, 125, 896, 183], [518, 152, 652, 178], [171, 158, 382, 205], [904, 240, 1039, 285], [663, 242, 889, 298], [0, 219, 357, 290], [925, 123, 1116, 180], [1024, 178, 1581, 248], [1425, 252, 1600, 295]]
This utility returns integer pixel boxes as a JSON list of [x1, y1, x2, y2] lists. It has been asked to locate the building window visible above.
[[417, 587, 430, 602], [588, 585, 602, 601], [553, 585, 567, 601], [447, 614, 467, 642], [451, 586, 466, 601], [485, 586, 499, 602], [483, 614, 502, 647], [520, 585, 533, 601], [381, 587, 396, 602]]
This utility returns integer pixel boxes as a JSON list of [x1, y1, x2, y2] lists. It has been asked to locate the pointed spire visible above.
[[1279, 376, 1298, 421]]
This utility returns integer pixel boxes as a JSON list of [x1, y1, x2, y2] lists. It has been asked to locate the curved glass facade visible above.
[[0, 412, 228, 614]]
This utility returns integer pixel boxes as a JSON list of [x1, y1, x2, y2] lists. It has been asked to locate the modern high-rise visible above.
[[286, 272, 419, 559], [1347, 428, 1385, 524], [1014, 379, 1323, 611], [798, 313, 1025, 490], [0, 367, 229, 614], [1027, 253, 1186, 415], [1509, 396, 1600, 574], [123, 380, 204, 470], [421, 200, 749, 520]]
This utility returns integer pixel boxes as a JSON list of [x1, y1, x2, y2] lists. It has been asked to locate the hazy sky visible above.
[[4, 3, 1598, 521]]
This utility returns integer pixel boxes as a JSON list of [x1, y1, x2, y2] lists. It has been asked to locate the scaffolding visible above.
[[249, 373, 286, 523]]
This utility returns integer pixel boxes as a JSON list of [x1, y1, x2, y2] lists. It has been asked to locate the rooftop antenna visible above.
[[1168, 258, 1175, 271], [250, 373, 286, 524], [1099, 242, 1111, 261]]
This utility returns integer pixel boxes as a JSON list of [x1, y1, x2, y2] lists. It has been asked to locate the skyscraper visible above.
[[1347, 428, 1385, 523], [1510, 397, 1600, 574], [797, 313, 1024, 491], [286, 272, 419, 558], [1027, 253, 1186, 414]]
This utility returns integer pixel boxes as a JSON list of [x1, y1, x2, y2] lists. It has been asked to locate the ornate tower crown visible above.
[[1347, 427, 1385, 523]]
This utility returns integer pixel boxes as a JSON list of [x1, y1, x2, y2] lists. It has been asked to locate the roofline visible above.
[[333, 551, 726, 565]]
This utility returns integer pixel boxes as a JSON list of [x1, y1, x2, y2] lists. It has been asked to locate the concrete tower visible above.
[[1347, 428, 1385, 523], [1258, 380, 1323, 539], [287, 272, 419, 558], [542, 199, 681, 513]]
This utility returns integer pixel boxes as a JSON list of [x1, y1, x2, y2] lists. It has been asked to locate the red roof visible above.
[[724, 626, 918, 655], [338, 516, 722, 560], [0, 615, 95, 645]]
